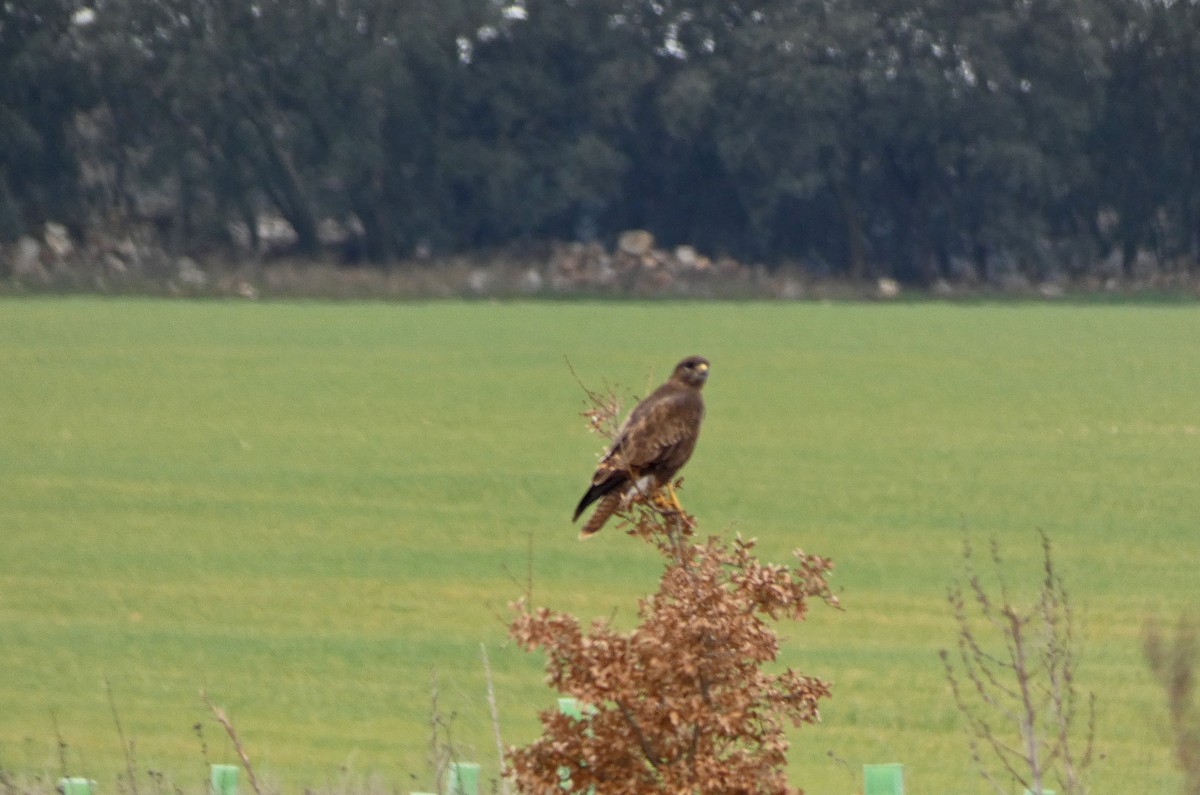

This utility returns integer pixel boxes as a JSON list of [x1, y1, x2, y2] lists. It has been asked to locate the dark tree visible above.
[[0, 1, 93, 240], [1093, 0, 1200, 273], [3, 0, 1197, 281]]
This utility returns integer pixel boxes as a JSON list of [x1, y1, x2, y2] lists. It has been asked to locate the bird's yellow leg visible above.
[[659, 481, 686, 514], [648, 484, 669, 509], [666, 482, 681, 512]]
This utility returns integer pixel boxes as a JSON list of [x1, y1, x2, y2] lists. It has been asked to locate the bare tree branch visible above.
[[942, 531, 1094, 795]]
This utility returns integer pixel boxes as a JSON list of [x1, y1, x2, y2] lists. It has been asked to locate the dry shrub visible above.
[[507, 496, 837, 794], [1144, 615, 1200, 795], [940, 532, 1094, 795]]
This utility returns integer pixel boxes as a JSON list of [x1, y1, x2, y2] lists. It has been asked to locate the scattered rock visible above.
[[774, 277, 806, 300], [176, 257, 208, 288], [14, 236, 45, 279], [617, 229, 654, 257], [931, 278, 956, 297], [467, 268, 491, 294], [674, 245, 698, 267], [102, 252, 128, 275], [7, 218, 1194, 299], [115, 236, 140, 264], [44, 222, 73, 258], [995, 270, 1033, 293], [518, 267, 544, 293]]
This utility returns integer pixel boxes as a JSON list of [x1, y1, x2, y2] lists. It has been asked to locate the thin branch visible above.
[[480, 644, 511, 795], [50, 709, 70, 778], [200, 692, 263, 795], [614, 698, 662, 770], [105, 676, 139, 795], [943, 533, 1094, 795], [565, 355, 622, 443], [429, 671, 448, 795]]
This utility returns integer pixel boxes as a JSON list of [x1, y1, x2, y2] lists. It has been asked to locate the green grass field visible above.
[[2, 297, 1197, 794]]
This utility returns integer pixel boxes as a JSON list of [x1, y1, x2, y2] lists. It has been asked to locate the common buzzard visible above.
[[573, 355, 710, 537]]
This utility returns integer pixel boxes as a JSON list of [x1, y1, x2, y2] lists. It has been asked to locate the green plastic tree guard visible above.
[[556, 697, 595, 794], [557, 697, 584, 719], [446, 762, 480, 795], [210, 764, 238, 795], [863, 763, 904, 795], [59, 778, 93, 795]]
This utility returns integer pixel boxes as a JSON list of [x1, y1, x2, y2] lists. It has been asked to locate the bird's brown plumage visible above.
[[573, 356, 709, 537]]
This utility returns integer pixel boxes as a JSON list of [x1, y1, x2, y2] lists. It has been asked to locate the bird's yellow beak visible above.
[[697, 362, 709, 372]]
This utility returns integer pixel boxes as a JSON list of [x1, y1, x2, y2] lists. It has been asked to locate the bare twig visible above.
[[941, 531, 1094, 795], [49, 709, 70, 778], [192, 720, 211, 784], [428, 671, 462, 794], [1144, 615, 1200, 795], [479, 644, 510, 795], [200, 691, 262, 795], [525, 533, 533, 603], [565, 355, 623, 442], [105, 676, 139, 795]]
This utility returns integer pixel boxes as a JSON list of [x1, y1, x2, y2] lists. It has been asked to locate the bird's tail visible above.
[[573, 473, 625, 521], [579, 492, 621, 539]]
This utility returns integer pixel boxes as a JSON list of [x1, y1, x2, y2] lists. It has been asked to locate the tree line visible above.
[[2, 0, 1198, 284]]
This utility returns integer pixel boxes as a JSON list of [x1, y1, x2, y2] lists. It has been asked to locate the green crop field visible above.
[[1, 297, 1197, 794]]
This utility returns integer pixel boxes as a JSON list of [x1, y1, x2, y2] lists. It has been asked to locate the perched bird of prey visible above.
[[573, 355, 710, 538]]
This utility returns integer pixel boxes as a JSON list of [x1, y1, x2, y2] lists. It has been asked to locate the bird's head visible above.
[[672, 355, 710, 388]]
